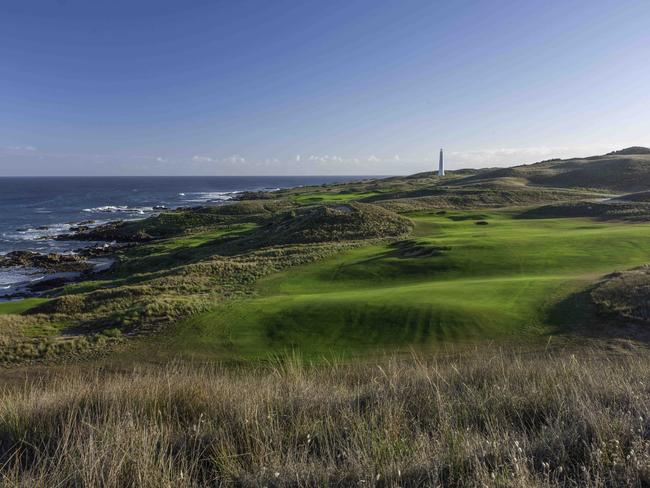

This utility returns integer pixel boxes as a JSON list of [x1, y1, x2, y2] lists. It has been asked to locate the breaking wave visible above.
[[83, 205, 155, 214], [181, 191, 241, 203]]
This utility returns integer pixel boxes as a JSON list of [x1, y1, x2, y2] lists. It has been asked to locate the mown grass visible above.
[[292, 191, 383, 204], [0, 298, 48, 315], [1, 349, 650, 487], [174, 210, 650, 359]]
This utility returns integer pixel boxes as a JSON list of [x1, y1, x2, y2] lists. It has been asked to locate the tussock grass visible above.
[[1, 350, 650, 486], [592, 265, 650, 322]]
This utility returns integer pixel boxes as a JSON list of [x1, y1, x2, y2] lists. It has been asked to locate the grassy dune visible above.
[[173, 210, 650, 359]]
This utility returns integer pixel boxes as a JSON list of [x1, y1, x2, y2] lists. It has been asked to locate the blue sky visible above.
[[1, 0, 649, 176]]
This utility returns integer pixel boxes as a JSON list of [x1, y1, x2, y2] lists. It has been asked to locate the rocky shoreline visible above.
[[1, 202, 236, 301], [1, 250, 92, 272], [0, 235, 135, 301]]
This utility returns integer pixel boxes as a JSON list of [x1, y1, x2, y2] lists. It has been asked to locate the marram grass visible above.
[[1, 349, 650, 487]]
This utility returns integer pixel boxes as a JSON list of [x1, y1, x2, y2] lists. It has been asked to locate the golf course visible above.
[[171, 208, 650, 359], [5, 151, 650, 486], [7, 150, 650, 363]]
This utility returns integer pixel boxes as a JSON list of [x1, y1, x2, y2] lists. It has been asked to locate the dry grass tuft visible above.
[[1, 349, 650, 486]]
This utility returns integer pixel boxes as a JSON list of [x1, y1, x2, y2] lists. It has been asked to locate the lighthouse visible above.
[[438, 148, 445, 176]]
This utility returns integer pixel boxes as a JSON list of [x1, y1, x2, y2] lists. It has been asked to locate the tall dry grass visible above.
[[1, 349, 649, 487]]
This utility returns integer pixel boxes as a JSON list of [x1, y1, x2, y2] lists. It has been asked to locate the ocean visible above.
[[0, 175, 368, 297]]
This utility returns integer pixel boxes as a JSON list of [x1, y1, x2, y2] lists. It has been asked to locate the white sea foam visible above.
[[83, 205, 155, 214], [3, 223, 74, 242], [0, 267, 39, 287], [182, 191, 241, 203]]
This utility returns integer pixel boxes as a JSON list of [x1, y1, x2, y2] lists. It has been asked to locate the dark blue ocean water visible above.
[[0, 175, 368, 293]]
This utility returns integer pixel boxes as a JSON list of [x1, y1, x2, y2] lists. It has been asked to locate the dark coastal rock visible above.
[[69, 225, 91, 232], [0, 251, 91, 272], [76, 242, 136, 257], [27, 277, 72, 292], [57, 220, 153, 242]]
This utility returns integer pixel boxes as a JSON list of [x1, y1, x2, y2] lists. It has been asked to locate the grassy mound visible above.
[[68, 200, 291, 241], [592, 265, 650, 322], [244, 202, 412, 246], [455, 148, 650, 192], [517, 201, 650, 222], [373, 188, 592, 212], [607, 146, 650, 155]]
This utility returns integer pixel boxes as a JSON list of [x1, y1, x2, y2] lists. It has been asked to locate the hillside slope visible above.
[[455, 147, 650, 192]]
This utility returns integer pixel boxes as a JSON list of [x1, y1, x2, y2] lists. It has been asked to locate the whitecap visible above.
[[83, 205, 155, 214], [182, 191, 241, 203], [6, 223, 74, 242]]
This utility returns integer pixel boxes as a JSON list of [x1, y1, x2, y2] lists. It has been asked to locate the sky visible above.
[[1, 0, 650, 176]]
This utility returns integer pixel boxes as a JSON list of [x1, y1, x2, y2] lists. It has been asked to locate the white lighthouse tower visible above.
[[438, 148, 445, 177]]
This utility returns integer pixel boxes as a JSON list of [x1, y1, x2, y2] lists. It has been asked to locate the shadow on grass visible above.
[[546, 285, 650, 345]]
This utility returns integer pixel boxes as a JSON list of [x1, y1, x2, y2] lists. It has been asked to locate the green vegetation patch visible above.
[[171, 209, 650, 359], [292, 191, 383, 204], [241, 202, 412, 246], [70, 200, 290, 242], [0, 298, 48, 315]]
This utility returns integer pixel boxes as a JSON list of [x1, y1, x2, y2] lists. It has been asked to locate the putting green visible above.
[[174, 210, 650, 358]]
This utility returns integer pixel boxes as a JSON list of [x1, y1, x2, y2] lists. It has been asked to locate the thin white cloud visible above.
[[192, 154, 246, 164], [192, 155, 216, 163], [223, 154, 246, 164], [1, 145, 38, 153], [308, 154, 344, 162], [367, 155, 380, 162]]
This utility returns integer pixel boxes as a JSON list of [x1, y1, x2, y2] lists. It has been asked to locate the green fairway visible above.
[[0, 298, 48, 315], [292, 191, 383, 204], [170, 210, 650, 359]]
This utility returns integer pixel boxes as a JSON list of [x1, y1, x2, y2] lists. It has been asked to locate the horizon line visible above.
[[0, 174, 404, 178]]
